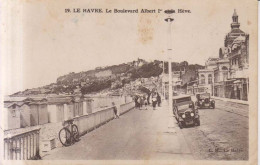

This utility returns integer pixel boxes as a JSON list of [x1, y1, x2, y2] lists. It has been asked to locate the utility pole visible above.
[[164, 10, 174, 114]]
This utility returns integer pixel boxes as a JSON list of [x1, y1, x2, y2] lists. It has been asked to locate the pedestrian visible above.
[[137, 96, 141, 110], [140, 96, 144, 110], [134, 95, 139, 108], [112, 102, 119, 119], [157, 93, 161, 107], [147, 93, 151, 105], [151, 92, 158, 110], [143, 95, 148, 110]]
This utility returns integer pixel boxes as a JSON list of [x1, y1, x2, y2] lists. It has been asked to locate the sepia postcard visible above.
[[0, 0, 258, 165]]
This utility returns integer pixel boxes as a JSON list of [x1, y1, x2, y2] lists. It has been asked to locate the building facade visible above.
[[187, 10, 249, 101], [214, 10, 249, 101]]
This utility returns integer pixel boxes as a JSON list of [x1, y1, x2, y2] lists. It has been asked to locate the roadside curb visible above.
[[212, 96, 248, 105]]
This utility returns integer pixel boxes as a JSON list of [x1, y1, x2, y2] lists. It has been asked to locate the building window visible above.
[[200, 74, 205, 84], [222, 66, 228, 70], [223, 72, 228, 81], [208, 74, 212, 84], [11, 110, 16, 117]]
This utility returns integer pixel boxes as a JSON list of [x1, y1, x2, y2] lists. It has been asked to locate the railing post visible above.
[[3, 140, 6, 160], [26, 135, 29, 160], [29, 134, 31, 159], [19, 138, 22, 160], [6, 139, 9, 160], [32, 133, 35, 157], [35, 129, 41, 159], [23, 136, 25, 160], [9, 139, 13, 160]]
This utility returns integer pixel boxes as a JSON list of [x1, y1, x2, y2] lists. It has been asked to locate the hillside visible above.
[[11, 59, 204, 96]]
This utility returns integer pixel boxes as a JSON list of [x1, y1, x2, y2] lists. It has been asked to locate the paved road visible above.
[[181, 99, 248, 160], [43, 99, 248, 160]]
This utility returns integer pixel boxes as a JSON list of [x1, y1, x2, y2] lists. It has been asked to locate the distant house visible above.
[[81, 82, 87, 86], [133, 58, 147, 67], [95, 70, 112, 78], [40, 88, 51, 94], [95, 67, 103, 70], [73, 78, 79, 83]]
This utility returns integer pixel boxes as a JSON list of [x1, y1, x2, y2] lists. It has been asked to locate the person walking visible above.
[[147, 93, 151, 105], [112, 102, 119, 119], [134, 95, 139, 108], [140, 96, 144, 110], [137, 96, 141, 110], [151, 92, 158, 110], [143, 95, 148, 110], [157, 93, 161, 107]]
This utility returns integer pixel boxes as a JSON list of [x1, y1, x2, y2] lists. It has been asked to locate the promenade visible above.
[[43, 101, 192, 160], [43, 99, 248, 160]]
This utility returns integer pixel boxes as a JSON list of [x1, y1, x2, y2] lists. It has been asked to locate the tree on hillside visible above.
[[80, 80, 112, 94]]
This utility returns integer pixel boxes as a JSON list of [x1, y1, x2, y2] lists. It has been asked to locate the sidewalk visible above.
[[42, 101, 193, 160], [212, 96, 248, 105]]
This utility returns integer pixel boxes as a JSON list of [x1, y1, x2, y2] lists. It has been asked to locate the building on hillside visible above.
[[95, 70, 112, 78], [132, 58, 147, 67], [162, 71, 185, 97], [181, 70, 197, 86]]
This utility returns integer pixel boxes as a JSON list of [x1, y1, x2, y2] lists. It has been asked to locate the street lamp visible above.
[[161, 61, 165, 99], [164, 10, 174, 114]]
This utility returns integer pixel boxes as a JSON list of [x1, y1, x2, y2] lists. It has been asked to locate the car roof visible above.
[[196, 92, 210, 95], [172, 94, 191, 100]]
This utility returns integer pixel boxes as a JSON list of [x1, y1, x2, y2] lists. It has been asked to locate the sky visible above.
[[1, 0, 256, 95]]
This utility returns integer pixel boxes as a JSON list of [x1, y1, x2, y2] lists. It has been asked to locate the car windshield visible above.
[[200, 93, 210, 99], [178, 104, 190, 111]]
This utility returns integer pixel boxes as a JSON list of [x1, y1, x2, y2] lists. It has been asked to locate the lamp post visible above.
[[164, 10, 174, 114], [162, 61, 165, 99]]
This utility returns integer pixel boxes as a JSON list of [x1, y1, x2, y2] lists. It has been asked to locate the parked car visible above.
[[195, 93, 215, 109], [172, 95, 200, 129]]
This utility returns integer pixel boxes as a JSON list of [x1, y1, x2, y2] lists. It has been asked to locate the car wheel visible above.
[[179, 122, 183, 129], [175, 115, 179, 122], [197, 119, 200, 126]]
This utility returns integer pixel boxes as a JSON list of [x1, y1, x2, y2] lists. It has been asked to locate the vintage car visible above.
[[195, 93, 215, 109], [172, 95, 200, 129]]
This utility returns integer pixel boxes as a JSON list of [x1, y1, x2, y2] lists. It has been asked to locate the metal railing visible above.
[[3, 128, 41, 160]]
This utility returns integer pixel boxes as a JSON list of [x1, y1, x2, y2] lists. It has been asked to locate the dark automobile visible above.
[[195, 93, 215, 109], [172, 95, 200, 129]]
